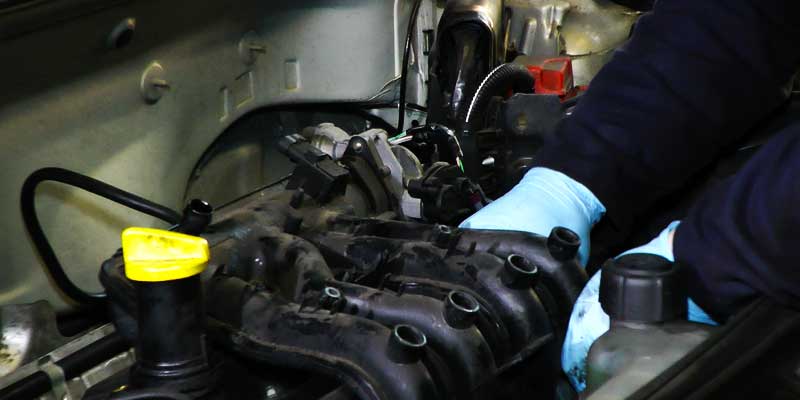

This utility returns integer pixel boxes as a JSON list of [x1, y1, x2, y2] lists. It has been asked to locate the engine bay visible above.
[[3, 1, 800, 399]]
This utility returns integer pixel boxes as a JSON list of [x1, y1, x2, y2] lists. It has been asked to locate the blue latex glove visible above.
[[561, 221, 717, 392], [460, 167, 605, 265]]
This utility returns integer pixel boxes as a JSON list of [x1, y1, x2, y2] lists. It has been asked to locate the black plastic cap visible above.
[[176, 199, 213, 235], [599, 253, 688, 323], [443, 290, 480, 329], [500, 254, 539, 289], [319, 286, 343, 311], [387, 325, 427, 364], [547, 226, 581, 261], [432, 225, 453, 248]]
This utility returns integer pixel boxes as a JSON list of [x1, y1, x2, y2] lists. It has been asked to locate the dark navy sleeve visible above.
[[534, 0, 800, 234], [675, 125, 800, 318]]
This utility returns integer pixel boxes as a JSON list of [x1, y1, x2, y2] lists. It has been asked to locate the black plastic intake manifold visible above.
[[99, 186, 587, 400]]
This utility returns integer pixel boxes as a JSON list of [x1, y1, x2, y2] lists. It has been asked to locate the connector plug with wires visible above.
[[389, 123, 465, 170], [406, 161, 490, 226]]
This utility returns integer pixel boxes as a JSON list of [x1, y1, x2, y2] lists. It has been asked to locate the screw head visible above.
[[140, 62, 169, 104]]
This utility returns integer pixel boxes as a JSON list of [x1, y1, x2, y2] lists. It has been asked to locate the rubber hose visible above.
[[464, 63, 535, 131], [21, 167, 182, 307]]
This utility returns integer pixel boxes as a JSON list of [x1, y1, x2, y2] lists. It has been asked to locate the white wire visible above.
[[465, 63, 509, 125], [366, 75, 402, 102]]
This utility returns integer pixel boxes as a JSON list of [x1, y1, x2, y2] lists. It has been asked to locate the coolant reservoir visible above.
[[584, 254, 715, 399]]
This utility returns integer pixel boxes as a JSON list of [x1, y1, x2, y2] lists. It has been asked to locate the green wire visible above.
[[389, 132, 407, 141]]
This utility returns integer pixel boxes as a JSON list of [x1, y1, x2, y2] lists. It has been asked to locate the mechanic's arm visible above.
[[463, 0, 800, 255], [676, 124, 800, 319], [535, 0, 800, 235], [463, 0, 800, 260]]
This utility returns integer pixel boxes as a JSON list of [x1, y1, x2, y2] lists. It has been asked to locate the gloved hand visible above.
[[459, 167, 606, 265], [561, 221, 717, 392]]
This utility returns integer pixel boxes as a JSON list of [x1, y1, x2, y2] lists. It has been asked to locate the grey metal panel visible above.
[[505, 0, 638, 85], [0, 0, 434, 308]]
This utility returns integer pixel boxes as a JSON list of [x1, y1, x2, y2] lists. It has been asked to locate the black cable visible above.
[[61, 332, 130, 380], [215, 174, 292, 210], [404, 102, 428, 112], [0, 332, 129, 399], [0, 371, 51, 399], [397, 0, 424, 133], [21, 167, 182, 307], [109, 389, 192, 400]]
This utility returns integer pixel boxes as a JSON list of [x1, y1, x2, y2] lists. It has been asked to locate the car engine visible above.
[[3, 0, 800, 399], [97, 124, 587, 399]]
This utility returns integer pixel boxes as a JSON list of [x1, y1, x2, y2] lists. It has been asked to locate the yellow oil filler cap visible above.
[[122, 227, 210, 282]]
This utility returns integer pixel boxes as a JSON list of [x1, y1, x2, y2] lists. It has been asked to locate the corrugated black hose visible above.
[[20, 167, 182, 307], [464, 63, 535, 132], [459, 63, 535, 176]]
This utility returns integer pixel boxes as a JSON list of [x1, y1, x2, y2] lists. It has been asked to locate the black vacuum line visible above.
[[397, 0, 424, 133], [20, 167, 182, 307], [463, 63, 536, 132]]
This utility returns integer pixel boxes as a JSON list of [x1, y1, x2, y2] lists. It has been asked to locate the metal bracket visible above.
[[38, 356, 67, 400]]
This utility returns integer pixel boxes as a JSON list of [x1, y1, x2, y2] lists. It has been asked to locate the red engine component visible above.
[[526, 57, 584, 101]]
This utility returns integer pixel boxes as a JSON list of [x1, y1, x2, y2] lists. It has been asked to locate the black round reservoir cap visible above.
[[599, 253, 688, 323]]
